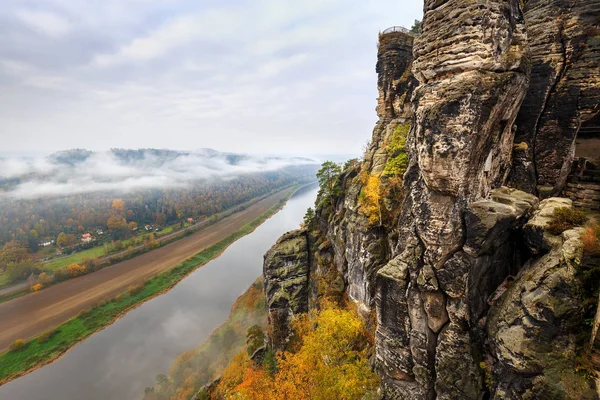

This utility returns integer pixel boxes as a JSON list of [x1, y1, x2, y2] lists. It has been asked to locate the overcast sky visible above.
[[0, 0, 422, 157]]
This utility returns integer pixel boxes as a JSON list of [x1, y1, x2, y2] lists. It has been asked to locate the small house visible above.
[[81, 233, 92, 243], [187, 218, 194, 223]]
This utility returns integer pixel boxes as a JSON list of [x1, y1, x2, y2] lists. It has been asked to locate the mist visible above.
[[0, 148, 317, 199]]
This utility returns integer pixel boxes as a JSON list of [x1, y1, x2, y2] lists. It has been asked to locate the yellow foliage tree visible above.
[[38, 272, 51, 286], [107, 216, 127, 232], [223, 303, 379, 400], [66, 263, 87, 277], [112, 199, 125, 213], [360, 175, 383, 225], [215, 352, 252, 399]]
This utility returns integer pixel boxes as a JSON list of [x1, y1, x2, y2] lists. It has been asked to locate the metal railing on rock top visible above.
[[382, 26, 409, 34]]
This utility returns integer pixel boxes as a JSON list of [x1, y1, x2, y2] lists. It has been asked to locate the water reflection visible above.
[[0, 185, 317, 400]]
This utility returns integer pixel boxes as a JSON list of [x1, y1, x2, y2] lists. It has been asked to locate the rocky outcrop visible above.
[[376, 187, 538, 399], [562, 159, 600, 211], [262, 1, 600, 399], [263, 229, 310, 350], [487, 200, 597, 399], [510, 0, 600, 197], [319, 30, 417, 311], [375, 0, 531, 397]]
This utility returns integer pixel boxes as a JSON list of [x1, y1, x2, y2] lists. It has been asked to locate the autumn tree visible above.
[[111, 199, 125, 213], [107, 216, 127, 231], [360, 175, 384, 225], [66, 263, 87, 277], [224, 303, 379, 400], [56, 232, 76, 248], [155, 213, 167, 227], [7, 260, 38, 283], [0, 241, 30, 270], [128, 221, 138, 231], [214, 352, 252, 398], [38, 272, 52, 286]]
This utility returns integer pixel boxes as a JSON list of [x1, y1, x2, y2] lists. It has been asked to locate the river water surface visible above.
[[0, 185, 317, 400]]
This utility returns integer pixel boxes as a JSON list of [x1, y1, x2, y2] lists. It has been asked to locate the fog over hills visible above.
[[0, 148, 317, 199]]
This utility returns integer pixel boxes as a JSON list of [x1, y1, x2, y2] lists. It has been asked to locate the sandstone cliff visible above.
[[263, 1, 600, 399], [510, 0, 600, 197]]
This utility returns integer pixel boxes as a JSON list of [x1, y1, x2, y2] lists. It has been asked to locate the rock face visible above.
[[488, 200, 597, 399], [262, 1, 600, 399], [375, 0, 531, 397], [510, 0, 600, 197], [319, 30, 417, 310], [263, 229, 310, 350]]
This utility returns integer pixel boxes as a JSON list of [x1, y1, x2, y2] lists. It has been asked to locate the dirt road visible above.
[[0, 189, 291, 351]]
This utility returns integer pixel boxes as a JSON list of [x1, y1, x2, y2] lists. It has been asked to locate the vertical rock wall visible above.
[[321, 31, 417, 311], [263, 229, 310, 350], [375, 1, 531, 398], [510, 0, 600, 196]]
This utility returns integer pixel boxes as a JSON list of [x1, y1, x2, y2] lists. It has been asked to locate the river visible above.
[[0, 185, 318, 400]]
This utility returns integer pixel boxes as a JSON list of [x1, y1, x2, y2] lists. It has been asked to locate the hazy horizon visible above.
[[0, 148, 320, 199]]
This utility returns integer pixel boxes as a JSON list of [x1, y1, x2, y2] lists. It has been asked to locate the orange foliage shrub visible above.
[[66, 263, 87, 277], [214, 352, 252, 399], [30, 283, 43, 292], [582, 224, 600, 256]]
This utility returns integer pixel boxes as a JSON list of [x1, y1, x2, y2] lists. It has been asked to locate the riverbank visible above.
[[0, 183, 312, 386]]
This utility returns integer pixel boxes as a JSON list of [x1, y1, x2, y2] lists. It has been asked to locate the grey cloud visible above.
[[0, 1, 423, 155]]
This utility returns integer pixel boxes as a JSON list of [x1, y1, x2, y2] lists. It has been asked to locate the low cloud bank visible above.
[[0, 148, 317, 199]]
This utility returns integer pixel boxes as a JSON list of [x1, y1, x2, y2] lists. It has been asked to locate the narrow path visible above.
[[0, 188, 291, 351], [0, 283, 27, 297]]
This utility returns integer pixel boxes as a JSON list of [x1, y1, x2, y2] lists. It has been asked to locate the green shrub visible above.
[[128, 283, 145, 296], [246, 325, 265, 356], [262, 348, 277, 376], [383, 122, 410, 177], [546, 207, 587, 235], [37, 329, 59, 344], [9, 339, 26, 351]]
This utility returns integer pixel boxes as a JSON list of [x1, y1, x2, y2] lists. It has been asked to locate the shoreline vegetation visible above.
[[0, 183, 313, 387], [0, 183, 304, 304], [144, 277, 268, 399]]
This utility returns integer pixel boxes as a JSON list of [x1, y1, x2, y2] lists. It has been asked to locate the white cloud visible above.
[[0, 150, 317, 199], [15, 10, 71, 38], [92, 9, 241, 68]]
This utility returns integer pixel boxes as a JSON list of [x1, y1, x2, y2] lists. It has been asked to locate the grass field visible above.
[[42, 246, 107, 272], [0, 192, 293, 385]]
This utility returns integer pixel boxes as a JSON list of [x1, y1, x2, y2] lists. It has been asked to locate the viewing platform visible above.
[[381, 26, 410, 34]]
